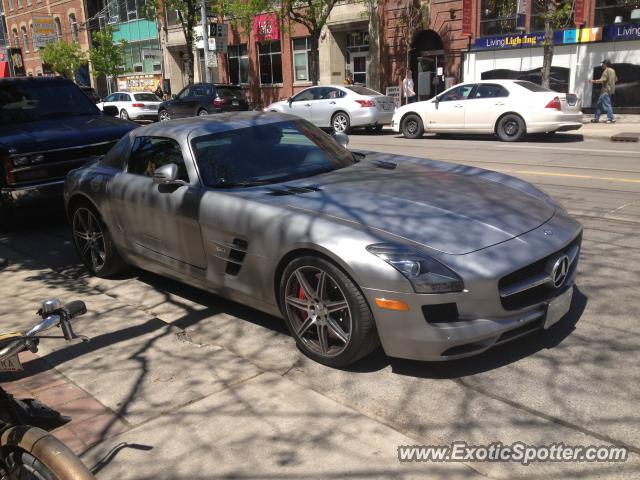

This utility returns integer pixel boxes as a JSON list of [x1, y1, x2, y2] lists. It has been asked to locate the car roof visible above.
[[135, 112, 298, 140]]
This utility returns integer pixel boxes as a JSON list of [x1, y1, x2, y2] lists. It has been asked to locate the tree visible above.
[[539, 0, 572, 89], [282, 0, 340, 85], [40, 40, 86, 80], [89, 26, 127, 79], [397, 0, 428, 75], [364, 0, 381, 91], [146, 0, 199, 84]]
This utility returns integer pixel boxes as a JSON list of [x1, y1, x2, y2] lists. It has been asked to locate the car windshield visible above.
[[191, 119, 356, 188], [514, 81, 555, 93], [0, 81, 99, 125], [134, 93, 161, 102], [345, 86, 383, 96]]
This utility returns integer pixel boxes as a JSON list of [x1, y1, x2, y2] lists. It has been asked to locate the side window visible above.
[[319, 87, 342, 99], [177, 87, 190, 99], [121, 93, 131, 102], [105, 93, 117, 102], [293, 88, 316, 101], [439, 85, 474, 102], [101, 133, 131, 170], [473, 84, 510, 99], [191, 86, 206, 97], [127, 136, 189, 182]]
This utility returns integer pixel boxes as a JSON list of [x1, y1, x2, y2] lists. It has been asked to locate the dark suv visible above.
[[0, 77, 137, 220], [158, 83, 249, 121]]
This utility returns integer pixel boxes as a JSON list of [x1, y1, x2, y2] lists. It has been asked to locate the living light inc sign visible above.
[[604, 24, 640, 41], [31, 15, 57, 48]]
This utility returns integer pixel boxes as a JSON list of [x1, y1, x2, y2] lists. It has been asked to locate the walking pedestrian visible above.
[[402, 70, 416, 104], [591, 59, 618, 123], [154, 82, 164, 101]]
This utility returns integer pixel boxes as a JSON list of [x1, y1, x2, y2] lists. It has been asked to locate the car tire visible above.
[[197, 109, 208, 117], [159, 109, 170, 122], [331, 112, 350, 134], [401, 113, 424, 139], [497, 114, 526, 142], [280, 256, 379, 367], [70, 202, 127, 278], [119, 109, 129, 120]]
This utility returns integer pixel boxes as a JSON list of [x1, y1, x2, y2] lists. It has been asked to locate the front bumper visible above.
[[364, 214, 582, 361], [1, 179, 65, 208]]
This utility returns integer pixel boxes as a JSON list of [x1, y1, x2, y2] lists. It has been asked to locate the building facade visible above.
[[1, 0, 91, 80]]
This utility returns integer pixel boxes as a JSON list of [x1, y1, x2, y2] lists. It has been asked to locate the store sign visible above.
[[253, 14, 279, 41], [386, 86, 401, 109], [604, 24, 640, 41], [473, 27, 603, 50], [32, 15, 57, 48], [462, 0, 472, 36]]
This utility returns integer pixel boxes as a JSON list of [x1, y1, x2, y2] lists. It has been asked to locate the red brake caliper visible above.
[[298, 286, 307, 321]]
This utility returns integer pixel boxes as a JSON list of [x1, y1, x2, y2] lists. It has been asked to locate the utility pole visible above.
[[201, 0, 210, 83]]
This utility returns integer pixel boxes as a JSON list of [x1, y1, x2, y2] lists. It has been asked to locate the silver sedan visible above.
[[264, 85, 395, 134], [64, 112, 582, 367]]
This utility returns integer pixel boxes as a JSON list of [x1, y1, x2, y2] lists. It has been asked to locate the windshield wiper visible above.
[[212, 180, 275, 188]]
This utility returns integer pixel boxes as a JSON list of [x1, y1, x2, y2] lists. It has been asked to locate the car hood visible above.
[[0, 115, 137, 154], [265, 155, 555, 255]]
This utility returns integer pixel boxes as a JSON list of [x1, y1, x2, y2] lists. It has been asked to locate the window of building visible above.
[[8, 0, 14, 11], [29, 23, 36, 50], [531, 0, 574, 32], [595, 0, 640, 25], [126, 0, 138, 21], [54, 18, 62, 40], [13, 28, 19, 48], [228, 44, 249, 84], [480, 0, 518, 36], [292, 37, 311, 82], [70, 14, 78, 41], [27, 0, 31, 6], [21, 26, 29, 52], [17, 0, 22, 8], [346, 32, 369, 51], [258, 41, 282, 85]]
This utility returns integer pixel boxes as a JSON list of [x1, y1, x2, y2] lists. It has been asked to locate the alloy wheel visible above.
[[504, 119, 519, 137], [72, 208, 106, 273], [198, 109, 208, 116], [120, 109, 129, 120], [159, 110, 170, 122], [405, 119, 418, 135], [284, 266, 352, 357], [332, 114, 348, 133]]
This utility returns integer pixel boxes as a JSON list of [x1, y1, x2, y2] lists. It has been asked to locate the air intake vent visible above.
[[225, 238, 249, 276], [266, 185, 322, 196]]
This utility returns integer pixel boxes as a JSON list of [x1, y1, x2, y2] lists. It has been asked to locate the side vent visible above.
[[266, 185, 322, 196], [225, 238, 249, 276]]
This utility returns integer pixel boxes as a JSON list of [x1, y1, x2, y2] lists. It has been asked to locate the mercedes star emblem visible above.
[[544, 229, 554, 236], [551, 255, 570, 288]]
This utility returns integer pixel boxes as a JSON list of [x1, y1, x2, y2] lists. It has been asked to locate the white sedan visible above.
[[391, 80, 582, 141], [264, 85, 396, 134], [97, 92, 163, 122]]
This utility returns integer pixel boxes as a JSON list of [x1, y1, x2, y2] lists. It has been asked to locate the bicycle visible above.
[[0, 298, 95, 480]]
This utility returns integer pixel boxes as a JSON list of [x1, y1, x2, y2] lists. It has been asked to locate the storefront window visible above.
[[595, 0, 640, 25], [228, 44, 249, 84], [591, 63, 640, 107], [258, 40, 282, 85], [531, 0, 575, 32], [292, 37, 311, 82], [480, 0, 518, 36], [346, 32, 369, 52]]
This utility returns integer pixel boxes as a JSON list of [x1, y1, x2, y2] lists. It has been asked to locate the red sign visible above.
[[253, 13, 279, 41], [574, 0, 585, 26], [462, 0, 472, 37]]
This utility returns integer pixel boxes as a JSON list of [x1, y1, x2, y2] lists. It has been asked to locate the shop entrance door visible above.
[[350, 52, 368, 85]]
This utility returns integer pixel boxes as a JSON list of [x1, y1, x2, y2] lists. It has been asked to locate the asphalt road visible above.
[[1, 132, 639, 479]]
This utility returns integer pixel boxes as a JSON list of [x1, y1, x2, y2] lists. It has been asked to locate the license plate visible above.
[[544, 287, 573, 329], [148, 105, 158, 110], [0, 354, 23, 372], [232, 100, 239, 106], [382, 104, 392, 111]]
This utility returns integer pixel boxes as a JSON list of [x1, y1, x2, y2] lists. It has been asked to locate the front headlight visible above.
[[367, 244, 463, 294]]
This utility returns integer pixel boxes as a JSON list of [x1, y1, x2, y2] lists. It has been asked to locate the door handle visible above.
[[495, 102, 506, 106], [330, 101, 336, 104], [304, 103, 311, 107], [454, 104, 464, 108]]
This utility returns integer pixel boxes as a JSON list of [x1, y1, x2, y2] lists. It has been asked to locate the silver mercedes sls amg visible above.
[[64, 112, 582, 367]]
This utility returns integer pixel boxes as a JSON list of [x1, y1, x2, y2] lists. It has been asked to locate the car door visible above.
[[286, 88, 319, 121], [312, 87, 345, 127], [464, 83, 511, 132], [108, 135, 207, 269], [171, 86, 192, 117], [100, 93, 118, 111], [118, 93, 132, 115], [186, 85, 208, 116], [428, 84, 475, 131]]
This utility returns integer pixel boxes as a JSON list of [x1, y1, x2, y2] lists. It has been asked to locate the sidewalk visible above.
[[578, 114, 640, 141], [0, 245, 482, 479]]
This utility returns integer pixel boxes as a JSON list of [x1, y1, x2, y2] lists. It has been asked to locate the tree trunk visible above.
[[368, 0, 381, 91], [541, 0, 556, 89], [310, 34, 320, 85]]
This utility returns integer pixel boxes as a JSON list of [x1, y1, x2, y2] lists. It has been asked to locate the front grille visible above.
[[499, 233, 582, 311], [39, 141, 116, 163]]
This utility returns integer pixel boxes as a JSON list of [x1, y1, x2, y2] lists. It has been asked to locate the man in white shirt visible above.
[[402, 70, 416, 104]]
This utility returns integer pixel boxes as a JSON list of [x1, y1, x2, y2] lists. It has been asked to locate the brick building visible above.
[[1, 0, 92, 81]]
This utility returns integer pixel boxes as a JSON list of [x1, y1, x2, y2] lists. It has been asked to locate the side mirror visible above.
[[434, 96, 440, 109], [332, 132, 349, 148], [153, 164, 187, 186], [287, 96, 293, 105], [103, 105, 119, 117]]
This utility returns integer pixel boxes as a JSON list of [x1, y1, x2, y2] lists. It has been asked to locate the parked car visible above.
[[264, 85, 396, 134], [97, 91, 163, 121], [0, 77, 137, 220], [65, 112, 582, 367], [392, 80, 582, 141], [158, 83, 249, 121], [79, 85, 101, 103]]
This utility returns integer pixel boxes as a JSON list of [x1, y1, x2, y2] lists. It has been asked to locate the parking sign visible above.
[[209, 23, 228, 54]]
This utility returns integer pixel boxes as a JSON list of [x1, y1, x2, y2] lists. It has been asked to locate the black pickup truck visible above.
[[0, 77, 137, 220]]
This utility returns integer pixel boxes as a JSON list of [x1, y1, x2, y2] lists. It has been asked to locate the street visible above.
[[1, 132, 639, 479]]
